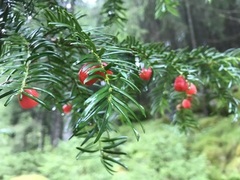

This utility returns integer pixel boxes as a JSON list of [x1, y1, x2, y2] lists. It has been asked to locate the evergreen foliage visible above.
[[0, 0, 239, 172]]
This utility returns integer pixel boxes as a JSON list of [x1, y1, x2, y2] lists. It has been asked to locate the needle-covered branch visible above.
[[0, 2, 239, 173]]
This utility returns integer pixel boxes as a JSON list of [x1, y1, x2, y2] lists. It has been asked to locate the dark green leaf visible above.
[[76, 147, 98, 153], [0, 89, 19, 99]]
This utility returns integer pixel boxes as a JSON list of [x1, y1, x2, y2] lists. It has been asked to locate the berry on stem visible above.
[[186, 83, 197, 95], [106, 69, 113, 75], [139, 68, 152, 81], [174, 75, 188, 92], [181, 99, 191, 109], [19, 89, 39, 109], [78, 64, 99, 86], [78, 63, 112, 86], [62, 104, 72, 114]]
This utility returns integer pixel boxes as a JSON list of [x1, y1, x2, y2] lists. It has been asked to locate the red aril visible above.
[[174, 75, 188, 92], [78, 63, 112, 86], [62, 104, 72, 114], [181, 99, 191, 109], [19, 89, 39, 109], [139, 68, 152, 81], [186, 83, 197, 95], [106, 69, 113, 75], [78, 64, 99, 86]]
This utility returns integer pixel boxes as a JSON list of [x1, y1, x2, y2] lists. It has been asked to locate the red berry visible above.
[[19, 89, 39, 109], [106, 69, 113, 75], [78, 64, 99, 86], [62, 104, 72, 114], [78, 63, 112, 86], [139, 68, 152, 81], [181, 99, 191, 109], [186, 83, 197, 95], [174, 76, 188, 92]]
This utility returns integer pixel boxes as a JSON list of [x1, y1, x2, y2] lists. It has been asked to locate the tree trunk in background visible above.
[[38, 110, 46, 151], [183, 0, 196, 49], [50, 111, 63, 147], [221, 0, 240, 49], [140, 0, 188, 48], [140, 0, 162, 43], [35, 109, 65, 149], [62, 115, 73, 140], [139, 0, 240, 50], [70, 0, 75, 13]]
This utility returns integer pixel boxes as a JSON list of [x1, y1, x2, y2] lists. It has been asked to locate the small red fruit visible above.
[[19, 89, 39, 109], [139, 68, 153, 81], [78, 63, 112, 86], [106, 69, 113, 75], [174, 75, 188, 92], [78, 64, 99, 86], [181, 99, 191, 109], [62, 104, 72, 114], [186, 83, 197, 95]]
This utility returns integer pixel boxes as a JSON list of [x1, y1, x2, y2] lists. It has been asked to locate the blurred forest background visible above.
[[1, 0, 240, 179]]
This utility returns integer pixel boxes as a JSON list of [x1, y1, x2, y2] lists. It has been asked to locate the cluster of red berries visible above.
[[18, 89, 73, 114], [174, 75, 197, 110], [18, 62, 113, 114], [19, 64, 151, 112]]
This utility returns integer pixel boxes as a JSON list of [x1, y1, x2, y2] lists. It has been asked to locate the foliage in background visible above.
[[101, 0, 127, 27], [155, 0, 179, 19], [2, 116, 240, 179], [140, 0, 240, 50]]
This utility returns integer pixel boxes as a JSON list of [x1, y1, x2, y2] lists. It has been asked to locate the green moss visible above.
[[190, 116, 240, 179]]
